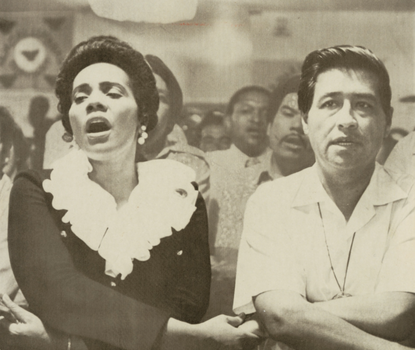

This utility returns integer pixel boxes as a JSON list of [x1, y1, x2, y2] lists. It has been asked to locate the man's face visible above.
[[268, 92, 313, 162], [200, 124, 231, 152], [304, 68, 390, 171], [229, 90, 269, 157]]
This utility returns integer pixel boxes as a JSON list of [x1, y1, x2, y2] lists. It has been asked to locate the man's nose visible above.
[[291, 114, 303, 133], [250, 109, 266, 125], [337, 102, 357, 129]]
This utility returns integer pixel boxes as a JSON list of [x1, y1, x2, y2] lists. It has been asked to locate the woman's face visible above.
[[69, 63, 139, 160]]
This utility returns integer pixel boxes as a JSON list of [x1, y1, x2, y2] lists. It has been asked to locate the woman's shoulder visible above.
[[14, 169, 52, 188]]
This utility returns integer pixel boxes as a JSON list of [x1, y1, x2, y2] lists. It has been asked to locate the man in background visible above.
[[199, 111, 230, 153]]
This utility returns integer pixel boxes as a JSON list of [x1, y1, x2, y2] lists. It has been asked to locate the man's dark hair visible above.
[[225, 85, 271, 116], [269, 75, 300, 123], [298, 45, 392, 124], [55, 35, 159, 134]]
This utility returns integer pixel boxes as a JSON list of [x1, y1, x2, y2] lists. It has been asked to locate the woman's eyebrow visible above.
[[72, 83, 91, 97], [100, 82, 129, 94]]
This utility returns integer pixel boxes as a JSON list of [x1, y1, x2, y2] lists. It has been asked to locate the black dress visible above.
[[8, 169, 211, 350]]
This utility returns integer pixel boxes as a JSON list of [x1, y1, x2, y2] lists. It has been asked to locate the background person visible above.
[[0, 107, 29, 309], [384, 129, 415, 174], [256, 74, 315, 184], [234, 45, 415, 350], [204, 85, 271, 319], [199, 110, 231, 153], [142, 54, 210, 202]]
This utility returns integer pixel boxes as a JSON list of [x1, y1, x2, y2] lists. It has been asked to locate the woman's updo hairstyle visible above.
[[55, 36, 159, 134]]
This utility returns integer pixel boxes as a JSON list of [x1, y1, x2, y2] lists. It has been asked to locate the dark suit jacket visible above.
[[8, 169, 211, 350]]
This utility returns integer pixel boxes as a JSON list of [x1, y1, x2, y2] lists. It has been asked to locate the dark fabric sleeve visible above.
[[8, 171, 170, 350], [168, 193, 211, 323]]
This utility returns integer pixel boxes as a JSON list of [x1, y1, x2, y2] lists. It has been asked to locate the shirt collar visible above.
[[291, 163, 408, 209]]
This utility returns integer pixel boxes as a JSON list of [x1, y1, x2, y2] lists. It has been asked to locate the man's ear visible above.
[[384, 107, 393, 138], [301, 114, 309, 135], [224, 115, 232, 134], [266, 121, 272, 139]]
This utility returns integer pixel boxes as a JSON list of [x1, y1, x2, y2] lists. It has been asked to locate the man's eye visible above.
[[356, 101, 372, 109], [321, 100, 338, 109]]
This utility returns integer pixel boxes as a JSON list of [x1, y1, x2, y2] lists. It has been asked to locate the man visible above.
[[208, 86, 271, 171], [204, 85, 271, 319], [257, 75, 314, 184], [384, 130, 415, 175], [199, 111, 231, 153], [234, 45, 415, 350]]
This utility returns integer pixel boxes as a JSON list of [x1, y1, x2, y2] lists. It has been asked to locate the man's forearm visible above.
[[315, 292, 415, 341], [254, 290, 411, 350]]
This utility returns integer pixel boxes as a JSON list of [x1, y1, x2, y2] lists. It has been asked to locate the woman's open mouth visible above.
[[86, 117, 112, 141]]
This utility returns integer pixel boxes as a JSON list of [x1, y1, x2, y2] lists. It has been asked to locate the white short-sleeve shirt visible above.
[[234, 163, 415, 315]]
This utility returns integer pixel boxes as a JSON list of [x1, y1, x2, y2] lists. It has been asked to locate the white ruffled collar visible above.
[[43, 148, 198, 280]]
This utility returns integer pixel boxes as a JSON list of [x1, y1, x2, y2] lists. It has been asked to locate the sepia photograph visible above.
[[0, 0, 415, 349]]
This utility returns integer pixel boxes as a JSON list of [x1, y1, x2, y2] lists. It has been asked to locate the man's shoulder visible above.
[[251, 167, 310, 206]]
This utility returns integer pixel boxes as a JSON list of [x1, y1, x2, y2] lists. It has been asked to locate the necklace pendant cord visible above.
[[318, 202, 356, 298]]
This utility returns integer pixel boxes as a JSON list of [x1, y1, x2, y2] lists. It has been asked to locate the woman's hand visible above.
[[0, 294, 53, 350], [161, 314, 264, 350], [195, 314, 264, 350]]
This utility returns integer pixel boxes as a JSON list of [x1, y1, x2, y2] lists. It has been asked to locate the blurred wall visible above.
[[1, 6, 415, 133]]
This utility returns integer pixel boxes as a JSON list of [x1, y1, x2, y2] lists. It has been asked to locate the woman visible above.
[[4, 36, 260, 350]]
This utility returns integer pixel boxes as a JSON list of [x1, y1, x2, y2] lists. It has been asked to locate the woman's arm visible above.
[[168, 193, 211, 323]]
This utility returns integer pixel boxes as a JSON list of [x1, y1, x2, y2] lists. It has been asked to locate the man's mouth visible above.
[[246, 127, 262, 137], [330, 137, 358, 146], [283, 134, 305, 148]]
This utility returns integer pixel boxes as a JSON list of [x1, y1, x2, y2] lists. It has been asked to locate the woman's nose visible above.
[[86, 93, 107, 114]]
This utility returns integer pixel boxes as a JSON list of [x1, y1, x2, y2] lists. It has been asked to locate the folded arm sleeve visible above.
[[8, 172, 170, 350], [168, 193, 211, 323], [233, 187, 306, 315]]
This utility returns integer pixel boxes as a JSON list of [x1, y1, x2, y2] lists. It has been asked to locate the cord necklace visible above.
[[317, 202, 355, 299]]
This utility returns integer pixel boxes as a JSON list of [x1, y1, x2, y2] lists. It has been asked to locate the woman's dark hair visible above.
[[0, 107, 29, 172], [269, 75, 300, 123], [55, 36, 159, 134], [298, 45, 392, 124], [145, 54, 183, 125]]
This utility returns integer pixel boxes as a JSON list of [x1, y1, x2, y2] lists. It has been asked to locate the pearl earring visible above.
[[137, 125, 148, 145], [62, 132, 74, 143]]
